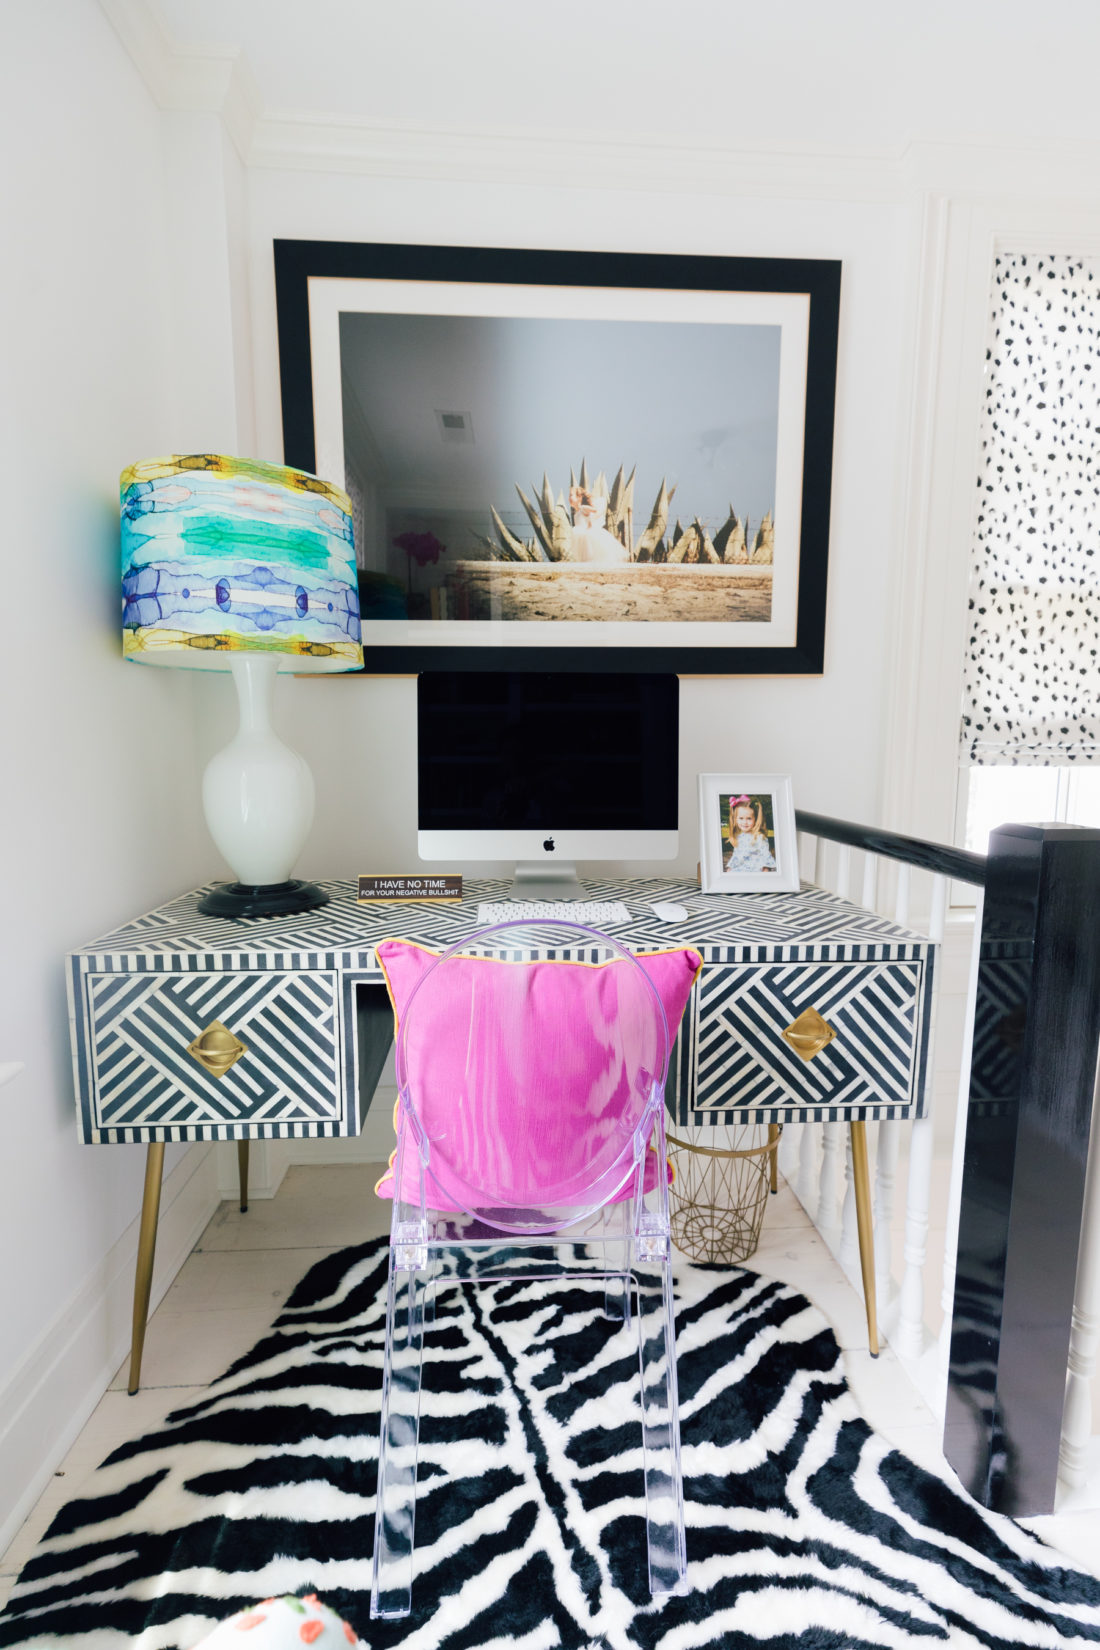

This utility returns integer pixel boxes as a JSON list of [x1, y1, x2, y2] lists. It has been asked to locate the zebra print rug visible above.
[[3, 1238, 1099, 1650]]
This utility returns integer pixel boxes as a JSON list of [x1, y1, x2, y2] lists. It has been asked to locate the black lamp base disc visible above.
[[198, 880, 331, 919]]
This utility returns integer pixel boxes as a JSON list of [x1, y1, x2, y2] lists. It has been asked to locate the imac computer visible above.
[[417, 671, 679, 899]]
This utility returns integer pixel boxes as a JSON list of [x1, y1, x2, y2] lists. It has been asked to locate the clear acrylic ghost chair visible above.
[[369, 919, 694, 1620]]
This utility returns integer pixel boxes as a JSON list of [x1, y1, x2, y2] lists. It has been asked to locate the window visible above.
[[960, 765, 1100, 854], [957, 251, 1100, 863]]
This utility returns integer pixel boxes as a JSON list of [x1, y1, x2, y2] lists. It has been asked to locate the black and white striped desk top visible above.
[[72, 875, 932, 972]]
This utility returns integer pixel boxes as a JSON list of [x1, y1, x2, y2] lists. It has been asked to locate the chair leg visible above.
[[605, 1274, 632, 1326], [371, 1264, 428, 1619], [848, 1120, 879, 1357], [635, 1256, 687, 1594]]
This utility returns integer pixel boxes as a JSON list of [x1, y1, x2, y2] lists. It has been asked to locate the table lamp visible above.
[[121, 454, 363, 918]]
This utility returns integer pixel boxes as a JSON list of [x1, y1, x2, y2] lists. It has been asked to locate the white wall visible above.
[[0, 0, 219, 1544], [237, 174, 914, 885]]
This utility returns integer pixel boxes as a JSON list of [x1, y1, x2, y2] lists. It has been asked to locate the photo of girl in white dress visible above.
[[699, 773, 797, 893], [568, 485, 630, 564], [722, 794, 778, 873]]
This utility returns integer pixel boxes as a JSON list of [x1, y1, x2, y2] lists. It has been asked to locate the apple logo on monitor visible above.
[[543, 836, 555, 852]]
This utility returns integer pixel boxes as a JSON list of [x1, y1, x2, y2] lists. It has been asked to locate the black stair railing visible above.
[[796, 810, 1100, 1516]]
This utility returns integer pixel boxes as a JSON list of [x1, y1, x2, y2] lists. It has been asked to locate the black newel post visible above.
[[945, 823, 1100, 1515]]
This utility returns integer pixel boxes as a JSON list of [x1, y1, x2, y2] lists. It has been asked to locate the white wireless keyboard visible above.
[[476, 900, 632, 928]]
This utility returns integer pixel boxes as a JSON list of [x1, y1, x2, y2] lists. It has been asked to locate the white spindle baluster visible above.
[[840, 1129, 859, 1268], [861, 852, 878, 914], [777, 1118, 800, 1184], [814, 836, 826, 889], [798, 831, 815, 884], [937, 887, 984, 1407], [875, 1119, 900, 1294], [894, 862, 911, 928], [835, 844, 852, 901], [930, 871, 947, 946], [895, 873, 948, 1362], [817, 1122, 843, 1236], [1059, 1055, 1100, 1489], [797, 1123, 818, 1208]]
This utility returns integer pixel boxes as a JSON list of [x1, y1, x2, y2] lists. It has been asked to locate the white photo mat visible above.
[[308, 276, 809, 654]]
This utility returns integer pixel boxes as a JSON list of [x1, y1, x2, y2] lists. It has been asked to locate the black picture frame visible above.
[[274, 239, 840, 675]]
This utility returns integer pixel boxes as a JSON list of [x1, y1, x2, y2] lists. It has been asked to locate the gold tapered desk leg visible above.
[[128, 1141, 165, 1395], [237, 1139, 250, 1213], [767, 1124, 780, 1194], [848, 1120, 879, 1357]]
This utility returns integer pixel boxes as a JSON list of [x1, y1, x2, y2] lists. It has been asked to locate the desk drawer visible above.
[[672, 958, 928, 1124], [81, 969, 343, 1141]]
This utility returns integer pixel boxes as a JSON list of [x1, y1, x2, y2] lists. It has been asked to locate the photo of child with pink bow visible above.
[[721, 793, 778, 873]]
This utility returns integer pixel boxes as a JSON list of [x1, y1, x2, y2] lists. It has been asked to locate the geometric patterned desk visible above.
[[67, 875, 935, 1384]]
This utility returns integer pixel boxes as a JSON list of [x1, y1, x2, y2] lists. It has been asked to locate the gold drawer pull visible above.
[[187, 1020, 247, 1079], [780, 1007, 836, 1061]]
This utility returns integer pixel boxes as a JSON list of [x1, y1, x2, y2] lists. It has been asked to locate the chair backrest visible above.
[[376, 921, 702, 1230]]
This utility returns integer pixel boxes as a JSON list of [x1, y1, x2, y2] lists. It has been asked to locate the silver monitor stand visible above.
[[508, 861, 586, 901]]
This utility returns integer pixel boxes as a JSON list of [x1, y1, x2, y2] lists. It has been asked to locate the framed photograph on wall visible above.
[[698, 773, 799, 892], [274, 240, 841, 675]]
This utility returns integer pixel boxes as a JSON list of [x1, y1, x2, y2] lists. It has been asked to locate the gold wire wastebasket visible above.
[[667, 1123, 781, 1264]]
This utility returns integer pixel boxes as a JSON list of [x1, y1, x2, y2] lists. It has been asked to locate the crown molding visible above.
[[97, 0, 260, 162], [235, 117, 1100, 214], [98, 0, 1100, 209], [901, 138, 1100, 211], [251, 121, 1100, 212], [248, 116, 910, 201]]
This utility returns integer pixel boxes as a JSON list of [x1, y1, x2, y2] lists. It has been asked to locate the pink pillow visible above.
[[374, 939, 701, 1214]]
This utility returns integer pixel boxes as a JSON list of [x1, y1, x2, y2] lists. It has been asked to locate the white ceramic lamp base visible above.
[[198, 654, 328, 917]]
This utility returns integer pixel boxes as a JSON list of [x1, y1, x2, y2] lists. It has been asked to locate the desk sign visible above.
[[357, 874, 462, 903]]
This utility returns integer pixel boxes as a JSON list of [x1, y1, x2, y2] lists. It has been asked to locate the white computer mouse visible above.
[[650, 900, 689, 923]]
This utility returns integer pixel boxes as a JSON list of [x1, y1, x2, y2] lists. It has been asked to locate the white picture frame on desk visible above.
[[698, 773, 799, 893]]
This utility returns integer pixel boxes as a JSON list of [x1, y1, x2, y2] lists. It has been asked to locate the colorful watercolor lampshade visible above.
[[121, 454, 363, 917]]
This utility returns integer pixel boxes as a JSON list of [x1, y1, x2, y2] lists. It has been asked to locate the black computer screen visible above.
[[417, 672, 679, 832]]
